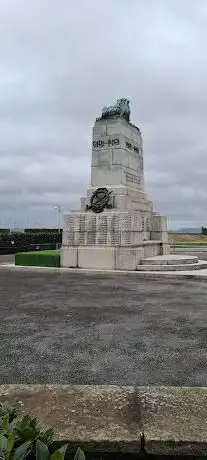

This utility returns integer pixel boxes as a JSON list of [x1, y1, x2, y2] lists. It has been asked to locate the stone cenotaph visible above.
[[61, 99, 170, 270]]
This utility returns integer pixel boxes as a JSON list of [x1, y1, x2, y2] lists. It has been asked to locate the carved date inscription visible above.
[[93, 138, 119, 148]]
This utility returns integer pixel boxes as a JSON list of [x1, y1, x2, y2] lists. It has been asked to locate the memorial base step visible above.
[[137, 255, 207, 271]]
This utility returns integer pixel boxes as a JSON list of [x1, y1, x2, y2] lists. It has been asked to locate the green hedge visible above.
[[24, 228, 63, 233], [0, 232, 62, 245], [15, 250, 60, 267], [0, 228, 10, 233]]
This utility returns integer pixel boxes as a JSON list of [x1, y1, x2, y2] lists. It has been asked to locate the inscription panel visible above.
[[109, 214, 119, 232], [126, 171, 140, 185], [120, 214, 131, 232], [125, 140, 139, 153], [87, 215, 96, 232], [120, 231, 132, 246], [131, 213, 142, 231], [63, 209, 149, 249], [97, 215, 107, 245], [97, 215, 108, 232], [97, 231, 107, 245], [87, 232, 96, 245], [146, 216, 151, 231], [68, 231, 74, 246], [93, 136, 140, 155], [64, 214, 75, 230], [111, 231, 120, 246], [74, 231, 86, 245], [73, 215, 83, 232], [79, 215, 86, 232]]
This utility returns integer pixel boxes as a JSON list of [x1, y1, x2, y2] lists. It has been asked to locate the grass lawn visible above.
[[169, 233, 207, 244], [171, 242, 207, 247]]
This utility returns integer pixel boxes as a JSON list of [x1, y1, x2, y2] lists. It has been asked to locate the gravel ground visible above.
[[0, 253, 207, 386]]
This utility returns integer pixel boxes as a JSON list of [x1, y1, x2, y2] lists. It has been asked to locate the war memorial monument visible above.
[[61, 98, 170, 270]]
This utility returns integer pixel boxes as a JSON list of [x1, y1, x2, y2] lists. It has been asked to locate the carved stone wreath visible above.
[[86, 187, 112, 213]]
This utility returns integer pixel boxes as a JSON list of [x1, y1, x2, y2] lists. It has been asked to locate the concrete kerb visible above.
[[1, 263, 207, 279], [0, 385, 207, 455]]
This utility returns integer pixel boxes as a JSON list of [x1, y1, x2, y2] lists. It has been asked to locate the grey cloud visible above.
[[0, 0, 207, 228]]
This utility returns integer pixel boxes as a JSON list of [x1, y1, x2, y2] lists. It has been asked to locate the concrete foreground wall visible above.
[[0, 385, 207, 455]]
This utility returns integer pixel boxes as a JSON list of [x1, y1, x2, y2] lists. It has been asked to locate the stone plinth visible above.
[[61, 245, 162, 270], [91, 117, 144, 190], [84, 117, 152, 214]]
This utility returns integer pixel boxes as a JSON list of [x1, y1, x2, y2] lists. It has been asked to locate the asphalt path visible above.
[[0, 253, 206, 385]]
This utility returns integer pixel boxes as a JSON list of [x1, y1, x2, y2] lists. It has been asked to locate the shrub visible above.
[[0, 405, 18, 424], [14, 415, 54, 448], [15, 251, 60, 268], [0, 232, 62, 246], [0, 403, 85, 460], [0, 229, 10, 234], [24, 229, 62, 234]]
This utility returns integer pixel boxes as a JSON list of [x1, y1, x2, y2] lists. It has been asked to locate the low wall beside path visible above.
[[0, 385, 206, 457]]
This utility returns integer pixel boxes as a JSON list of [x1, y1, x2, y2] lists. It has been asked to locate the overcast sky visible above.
[[0, 0, 206, 229]]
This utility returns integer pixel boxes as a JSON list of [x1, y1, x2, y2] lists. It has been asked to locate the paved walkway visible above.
[[2, 262, 207, 278]]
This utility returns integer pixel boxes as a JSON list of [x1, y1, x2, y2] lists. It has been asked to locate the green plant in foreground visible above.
[[0, 408, 54, 449], [16, 441, 86, 460], [36, 440, 68, 460], [0, 437, 85, 460], [0, 406, 18, 425], [14, 415, 54, 448], [0, 415, 31, 460], [0, 405, 85, 460]]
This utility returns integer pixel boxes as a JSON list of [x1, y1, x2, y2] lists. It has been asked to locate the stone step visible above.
[[140, 254, 198, 265], [136, 260, 207, 271]]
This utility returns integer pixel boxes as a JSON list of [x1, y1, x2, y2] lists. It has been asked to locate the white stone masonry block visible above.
[[60, 247, 78, 268], [78, 247, 115, 269], [151, 214, 168, 231]]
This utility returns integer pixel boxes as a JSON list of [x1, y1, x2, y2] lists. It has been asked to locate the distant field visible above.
[[169, 233, 207, 244]]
